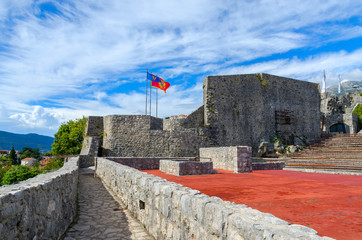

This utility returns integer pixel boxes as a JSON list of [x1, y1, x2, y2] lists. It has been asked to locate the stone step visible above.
[[288, 133, 362, 171]]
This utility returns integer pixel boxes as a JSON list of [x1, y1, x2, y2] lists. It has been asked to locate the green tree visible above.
[[9, 146, 17, 165], [352, 104, 362, 128], [1, 165, 43, 185], [43, 158, 64, 171], [19, 147, 41, 160], [51, 117, 87, 155], [0, 164, 12, 185]]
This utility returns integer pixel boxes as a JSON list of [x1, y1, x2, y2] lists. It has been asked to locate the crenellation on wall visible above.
[[102, 115, 212, 157], [85, 116, 103, 136], [183, 105, 204, 128], [79, 136, 102, 167]]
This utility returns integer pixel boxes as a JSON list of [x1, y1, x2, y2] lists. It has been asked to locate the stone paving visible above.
[[64, 169, 154, 240]]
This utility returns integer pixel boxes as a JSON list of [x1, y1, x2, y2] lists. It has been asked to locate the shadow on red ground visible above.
[[142, 169, 362, 240]]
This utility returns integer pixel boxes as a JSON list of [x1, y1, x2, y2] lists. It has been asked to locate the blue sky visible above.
[[0, 0, 361, 137]]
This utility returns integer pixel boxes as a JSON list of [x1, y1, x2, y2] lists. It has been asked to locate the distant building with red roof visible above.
[[0, 150, 9, 155], [40, 158, 51, 169]]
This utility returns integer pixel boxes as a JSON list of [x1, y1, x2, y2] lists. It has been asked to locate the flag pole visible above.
[[150, 77, 152, 116], [156, 88, 158, 118], [145, 70, 148, 115]]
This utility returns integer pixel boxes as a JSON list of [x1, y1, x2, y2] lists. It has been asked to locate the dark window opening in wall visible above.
[[275, 110, 294, 125], [139, 200, 145, 210], [330, 123, 350, 134]]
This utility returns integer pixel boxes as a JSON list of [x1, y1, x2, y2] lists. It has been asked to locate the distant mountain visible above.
[[327, 81, 362, 96], [0, 131, 54, 153]]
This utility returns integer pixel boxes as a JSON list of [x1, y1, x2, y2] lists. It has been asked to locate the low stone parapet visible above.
[[200, 146, 252, 173], [252, 161, 285, 170], [106, 157, 193, 170], [96, 157, 332, 240], [0, 157, 79, 240], [159, 160, 214, 176]]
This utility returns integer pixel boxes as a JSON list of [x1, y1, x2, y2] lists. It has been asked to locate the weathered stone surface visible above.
[[0, 157, 79, 240], [96, 157, 330, 240], [79, 136, 102, 167], [102, 115, 212, 157], [320, 92, 361, 134], [80, 74, 325, 158], [84, 116, 103, 137], [159, 160, 214, 176], [200, 146, 252, 173], [203, 73, 321, 154], [252, 161, 285, 170]]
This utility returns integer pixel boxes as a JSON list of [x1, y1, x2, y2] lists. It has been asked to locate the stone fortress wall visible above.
[[101, 115, 212, 158], [203, 74, 321, 152], [96, 157, 332, 240], [82, 73, 321, 160], [0, 157, 79, 240]]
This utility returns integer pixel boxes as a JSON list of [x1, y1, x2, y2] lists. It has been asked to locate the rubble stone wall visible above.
[[203, 74, 321, 152], [96, 158, 331, 240], [0, 157, 79, 240], [79, 136, 102, 167], [85, 116, 104, 136], [163, 119, 186, 131], [199, 146, 252, 173], [102, 115, 212, 157]]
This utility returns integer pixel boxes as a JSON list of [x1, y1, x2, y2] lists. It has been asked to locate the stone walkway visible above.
[[64, 170, 154, 240]]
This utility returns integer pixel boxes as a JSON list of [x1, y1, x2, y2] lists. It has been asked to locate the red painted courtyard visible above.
[[143, 169, 362, 240]]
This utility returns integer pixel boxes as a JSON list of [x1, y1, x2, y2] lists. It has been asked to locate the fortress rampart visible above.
[[81, 73, 321, 162], [0, 157, 79, 239], [96, 157, 332, 240], [101, 115, 212, 158]]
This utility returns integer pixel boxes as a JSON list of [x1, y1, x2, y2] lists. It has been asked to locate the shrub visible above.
[[352, 104, 362, 128], [43, 158, 64, 171], [0, 164, 12, 186], [1, 165, 44, 185], [52, 117, 87, 155]]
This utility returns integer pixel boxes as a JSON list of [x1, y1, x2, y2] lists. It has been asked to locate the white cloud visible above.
[[0, 0, 362, 135], [9, 106, 64, 130], [219, 48, 362, 87]]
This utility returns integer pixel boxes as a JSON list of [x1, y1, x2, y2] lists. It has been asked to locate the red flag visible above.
[[151, 78, 170, 93]]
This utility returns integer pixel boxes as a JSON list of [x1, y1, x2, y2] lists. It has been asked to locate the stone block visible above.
[[200, 146, 252, 173], [159, 159, 214, 176]]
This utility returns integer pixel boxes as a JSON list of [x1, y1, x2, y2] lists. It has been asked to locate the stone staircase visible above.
[[281, 134, 362, 173]]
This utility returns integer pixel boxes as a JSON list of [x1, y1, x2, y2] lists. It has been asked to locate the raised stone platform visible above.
[[159, 159, 215, 176], [200, 146, 252, 173]]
